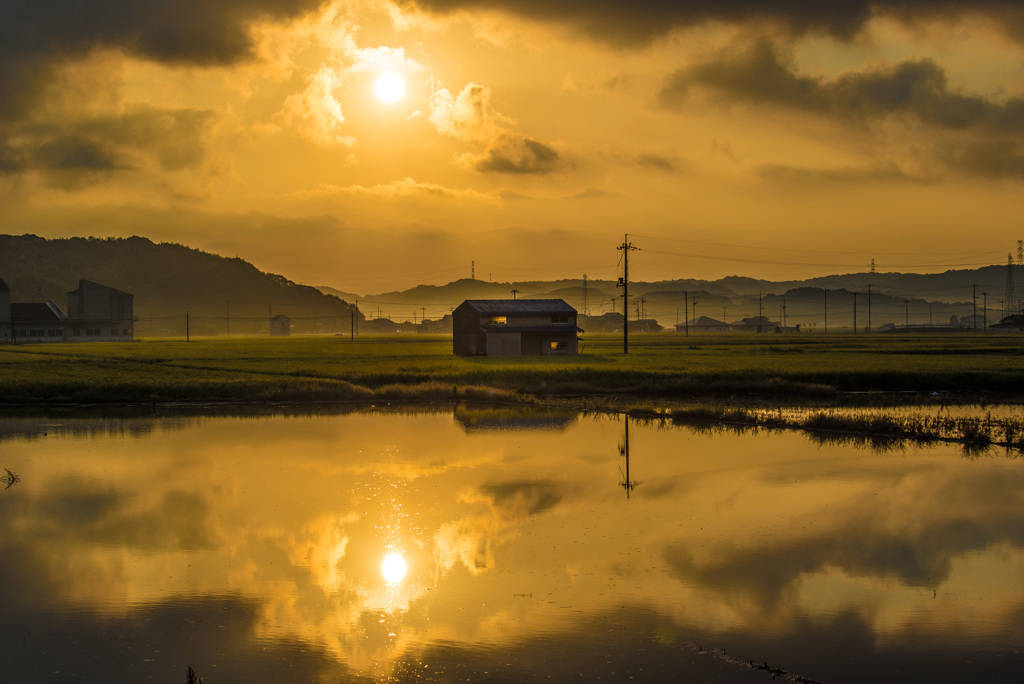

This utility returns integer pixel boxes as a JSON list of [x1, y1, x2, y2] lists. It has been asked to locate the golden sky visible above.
[[1, 1, 1022, 291]]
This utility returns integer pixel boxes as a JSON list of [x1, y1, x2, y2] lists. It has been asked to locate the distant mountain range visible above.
[[1, 233, 1017, 332], [322, 266, 1017, 330]]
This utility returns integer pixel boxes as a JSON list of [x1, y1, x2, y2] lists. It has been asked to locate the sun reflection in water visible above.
[[382, 553, 408, 584]]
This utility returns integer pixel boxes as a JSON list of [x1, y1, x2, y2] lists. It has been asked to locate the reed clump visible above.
[[669, 406, 1024, 452]]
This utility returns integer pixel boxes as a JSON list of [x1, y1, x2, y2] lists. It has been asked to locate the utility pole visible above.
[[905, 298, 909, 328], [471, 261, 475, 280], [684, 291, 689, 336], [186, 311, 190, 343], [581, 274, 590, 316], [758, 292, 763, 333], [983, 292, 988, 331], [617, 235, 637, 354], [511, 288, 519, 300], [823, 287, 827, 335], [852, 292, 858, 335], [867, 284, 872, 333], [972, 283, 978, 330]]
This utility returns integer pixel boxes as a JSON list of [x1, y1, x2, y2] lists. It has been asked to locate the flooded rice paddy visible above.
[[1, 406, 1023, 683]]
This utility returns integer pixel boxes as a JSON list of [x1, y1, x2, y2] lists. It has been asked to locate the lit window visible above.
[[551, 341, 566, 351], [489, 316, 507, 325]]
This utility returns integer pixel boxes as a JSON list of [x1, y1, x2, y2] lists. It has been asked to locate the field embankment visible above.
[[1, 332, 1022, 407]]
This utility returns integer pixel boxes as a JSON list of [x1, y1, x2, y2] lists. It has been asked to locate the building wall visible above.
[[453, 302, 487, 355], [486, 332, 521, 356], [538, 331, 577, 355], [482, 314, 577, 328], [0, 287, 9, 343], [66, 281, 134, 341], [454, 301, 579, 356], [68, 281, 133, 321]]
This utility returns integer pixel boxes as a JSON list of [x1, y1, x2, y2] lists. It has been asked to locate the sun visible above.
[[374, 72, 406, 104], [381, 553, 407, 583]]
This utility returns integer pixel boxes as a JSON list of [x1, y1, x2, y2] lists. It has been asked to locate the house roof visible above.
[[678, 316, 728, 327], [11, 302, 64, 321], [992, 314, 1024, 328], [67, 279, 133, 297], [460, 299, 577, 315]]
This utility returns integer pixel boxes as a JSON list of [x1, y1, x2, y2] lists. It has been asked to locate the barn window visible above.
[[489, 316, 507, 325], [551, 315, 568, 323], [550, 341, 566, 351]]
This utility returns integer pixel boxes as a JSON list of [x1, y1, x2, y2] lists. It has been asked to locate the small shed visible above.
[[453, 299, 581, 356], [270, 314, 291, 336]]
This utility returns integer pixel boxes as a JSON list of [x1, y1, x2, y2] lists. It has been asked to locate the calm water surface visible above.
[[1, 407, 1023, 683]]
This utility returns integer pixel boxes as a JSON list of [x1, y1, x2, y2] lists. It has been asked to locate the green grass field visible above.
[[1, 332, 1022, 405]]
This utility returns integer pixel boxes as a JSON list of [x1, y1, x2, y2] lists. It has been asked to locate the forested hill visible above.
[[0, 234, 358, 335]]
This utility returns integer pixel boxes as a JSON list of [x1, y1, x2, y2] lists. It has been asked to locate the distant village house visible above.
[[270, 314, 291, 336], [453, 299, 581, 356], [1, 278, 135, 343], [675, 316, 730, 333]]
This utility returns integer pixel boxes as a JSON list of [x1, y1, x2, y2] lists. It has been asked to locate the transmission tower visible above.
[[870, 259, 877, 274], [1006, 253, 1020, 317], [1018, 240, 1023, 265], [581, 274, 591, 316]]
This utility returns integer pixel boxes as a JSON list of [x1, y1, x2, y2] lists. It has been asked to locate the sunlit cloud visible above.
[[287, 177, 500, 202], [429, 82, 512, 142], [278, 64, 357, 146]]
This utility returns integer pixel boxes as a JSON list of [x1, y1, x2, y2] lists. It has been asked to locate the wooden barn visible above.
[[453, 299, 581, 356]]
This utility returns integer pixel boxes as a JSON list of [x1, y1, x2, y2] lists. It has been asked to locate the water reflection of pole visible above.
[[619, 416, 639, 498]]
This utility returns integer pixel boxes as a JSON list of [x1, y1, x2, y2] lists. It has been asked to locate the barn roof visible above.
[[67, 280, 133, 297], [12, 302, 65, 321], [460, 299, 577, 315]]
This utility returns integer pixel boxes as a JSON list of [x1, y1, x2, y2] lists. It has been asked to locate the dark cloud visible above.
[[398, 0, 1024, 46], [661, 40, 1024, 178], [1, 105, 217, 187], [0, 0, 326, 121], [463, 135, 562, 174], [665, 468, 1024, 607], [636, 153, 679, 172], [662, 40, 1024, 133], [757, 162, 923, 184], [32, 133, 123, 171], [936, 140, 1024, 179], [30, 478, 217, 550], [478, 479, 565, 517]]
